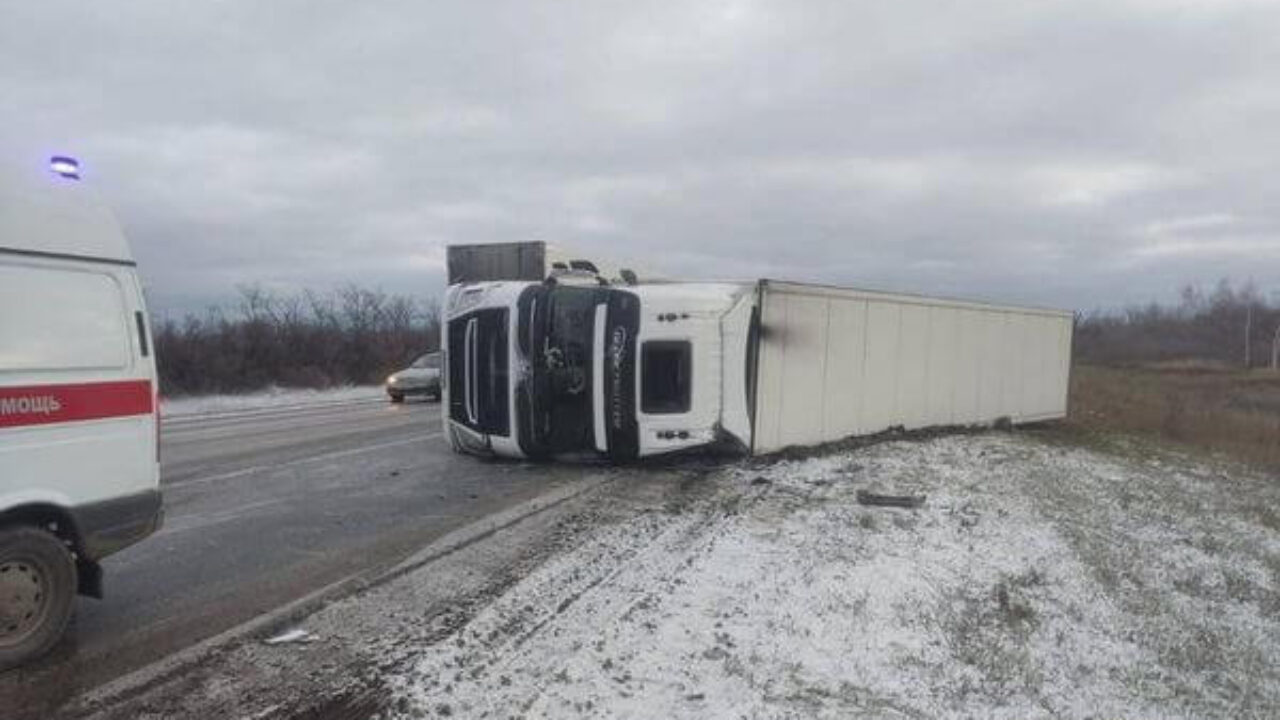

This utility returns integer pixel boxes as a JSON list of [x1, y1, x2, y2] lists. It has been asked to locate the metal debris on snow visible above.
[[856, 490, 926, 509], [264, 628, 318, 645]]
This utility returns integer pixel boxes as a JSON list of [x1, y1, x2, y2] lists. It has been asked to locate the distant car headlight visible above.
[[387, 375, 398, 384]]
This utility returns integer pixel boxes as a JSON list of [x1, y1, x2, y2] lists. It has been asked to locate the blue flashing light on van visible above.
[[50, 155, 81, 180]]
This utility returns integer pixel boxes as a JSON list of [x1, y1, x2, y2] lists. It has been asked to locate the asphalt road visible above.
[[3, 395, 574, 715]]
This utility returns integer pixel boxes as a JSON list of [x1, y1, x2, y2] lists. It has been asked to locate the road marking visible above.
[[162, 411, 416, 445], [167, 432, 443, 489], [157, 498, 291, 537], [161, 397, 389, 428]]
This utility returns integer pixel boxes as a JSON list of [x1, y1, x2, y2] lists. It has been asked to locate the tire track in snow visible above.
[[389, 473, 770, 716]]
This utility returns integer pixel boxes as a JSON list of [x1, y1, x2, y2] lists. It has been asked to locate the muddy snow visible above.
[[379, 432, 1280, 719]]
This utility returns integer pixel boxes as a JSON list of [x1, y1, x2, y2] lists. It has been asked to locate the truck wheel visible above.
[[0, 526, 77, 670]]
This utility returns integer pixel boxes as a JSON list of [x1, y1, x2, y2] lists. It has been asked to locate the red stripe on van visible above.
[[0, 380, 153, 429]]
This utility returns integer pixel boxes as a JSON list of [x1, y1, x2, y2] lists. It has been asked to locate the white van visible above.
[[0, 155, 162, 668]]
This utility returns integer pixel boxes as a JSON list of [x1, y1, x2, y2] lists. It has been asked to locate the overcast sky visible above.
[[3, 1, 1278, 315]]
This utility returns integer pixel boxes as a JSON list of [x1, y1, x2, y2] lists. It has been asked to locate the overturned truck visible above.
[[441, 246, 1073, 460]]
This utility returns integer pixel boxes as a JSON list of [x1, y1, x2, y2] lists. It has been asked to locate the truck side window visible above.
[[641, 341, 691, 414]]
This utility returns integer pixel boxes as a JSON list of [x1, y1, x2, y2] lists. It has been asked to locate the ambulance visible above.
[[0, 154, 162, 668]]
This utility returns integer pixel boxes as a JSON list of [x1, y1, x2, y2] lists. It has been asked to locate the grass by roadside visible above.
[[1068, 364, 1280, 470]]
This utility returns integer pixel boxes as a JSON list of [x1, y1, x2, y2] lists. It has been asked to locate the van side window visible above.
[[641, 341, 692, 414], [0, 264, 130, 371], [135, 311, 150, 357]]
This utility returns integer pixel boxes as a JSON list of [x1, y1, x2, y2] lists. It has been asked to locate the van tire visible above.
[[0, 527, 77, 671]]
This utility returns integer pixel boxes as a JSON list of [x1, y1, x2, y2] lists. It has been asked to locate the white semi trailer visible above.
[[440, 251, 1072, 460], [747, 281, 1072, 454]]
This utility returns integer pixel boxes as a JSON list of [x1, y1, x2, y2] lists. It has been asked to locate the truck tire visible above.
[[0, 526, 77, 670]]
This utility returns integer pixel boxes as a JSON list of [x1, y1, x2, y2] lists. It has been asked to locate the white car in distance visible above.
[[385, 351, 442, 403]]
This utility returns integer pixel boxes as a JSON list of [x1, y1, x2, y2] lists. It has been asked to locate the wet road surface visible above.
[[2, 396, 570, 713]]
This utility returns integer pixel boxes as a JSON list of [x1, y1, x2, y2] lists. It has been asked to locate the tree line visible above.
[[153, 278, 1277, 396], [154, 284, 440, 396], [1075, 279, 1280, 369]]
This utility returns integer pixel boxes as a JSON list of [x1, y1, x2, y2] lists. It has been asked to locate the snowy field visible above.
[[161, 384, 384, 418], [380, 432, 1280, 719]]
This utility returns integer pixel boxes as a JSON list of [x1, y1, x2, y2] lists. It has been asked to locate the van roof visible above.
[[0, 154, 133, 264]]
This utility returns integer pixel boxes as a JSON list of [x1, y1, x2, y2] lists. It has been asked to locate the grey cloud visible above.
[[3, 0, 1278, 314]]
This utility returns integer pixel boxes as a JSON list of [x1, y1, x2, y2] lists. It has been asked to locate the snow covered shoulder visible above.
[[383, 432, 1279, 719], [161, 384, 383, 418], [78, 430, 1278, 719]]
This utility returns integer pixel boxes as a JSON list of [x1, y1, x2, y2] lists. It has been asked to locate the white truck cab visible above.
[[441, 277, 756, 461], [0, 155, 162, 668]]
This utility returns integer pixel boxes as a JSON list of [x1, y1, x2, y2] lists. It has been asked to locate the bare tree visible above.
[[1271, 320, 1280, 371], [153, 285, 440, 396], [1245, 304, 1253, 369], [1075, 278, 1278, 369]]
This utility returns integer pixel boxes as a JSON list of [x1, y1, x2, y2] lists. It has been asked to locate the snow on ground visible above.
[[161, 385, 384, 418], [380, 432, 1280, 719]]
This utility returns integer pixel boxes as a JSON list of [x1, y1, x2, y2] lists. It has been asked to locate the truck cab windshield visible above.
[[518, 284, 606, 456], [447, 308, 509, 436]]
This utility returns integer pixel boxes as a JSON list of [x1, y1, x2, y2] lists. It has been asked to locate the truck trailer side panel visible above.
[[751, 280, 1072, 454]]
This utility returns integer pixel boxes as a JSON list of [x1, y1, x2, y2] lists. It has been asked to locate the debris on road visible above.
[[855, 489, 927, 508], [264, 629, 318, 646]]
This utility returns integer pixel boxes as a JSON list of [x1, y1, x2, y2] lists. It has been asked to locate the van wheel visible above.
[[0, 527, 76, 670]]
